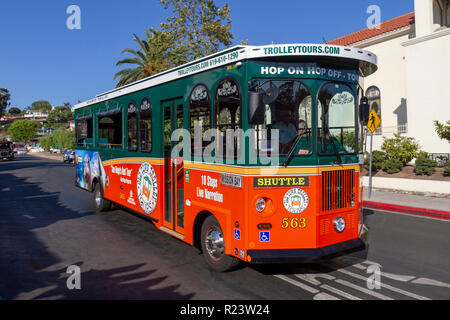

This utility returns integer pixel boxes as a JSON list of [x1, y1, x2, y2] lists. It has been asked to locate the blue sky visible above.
[[0, 0, 413, 109]]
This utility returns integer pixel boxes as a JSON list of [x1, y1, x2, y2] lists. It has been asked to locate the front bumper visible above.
[[247, 237, 366, 264]]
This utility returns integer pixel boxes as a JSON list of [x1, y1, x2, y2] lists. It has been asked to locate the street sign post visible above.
[[367, 110, 381, 199]]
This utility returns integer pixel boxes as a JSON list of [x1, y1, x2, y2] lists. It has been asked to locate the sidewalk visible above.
[[28, 151, 64, 161], [362, 180, 450, 220]]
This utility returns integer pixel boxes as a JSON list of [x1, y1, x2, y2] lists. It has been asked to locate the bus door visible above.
[[162, 99, 185, 236]]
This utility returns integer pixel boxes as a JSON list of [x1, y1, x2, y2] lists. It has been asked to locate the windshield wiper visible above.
[[282, 132, 306, 167]]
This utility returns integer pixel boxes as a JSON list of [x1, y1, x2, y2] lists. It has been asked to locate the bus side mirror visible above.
[[248, 91, 265, 125], [359, 97, 370, 124]]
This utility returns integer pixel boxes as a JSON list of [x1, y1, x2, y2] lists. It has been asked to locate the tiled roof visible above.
[[327, 12, 415, 46]]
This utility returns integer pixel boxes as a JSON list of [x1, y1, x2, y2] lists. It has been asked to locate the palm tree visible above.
[[114, 29, 172, 88]]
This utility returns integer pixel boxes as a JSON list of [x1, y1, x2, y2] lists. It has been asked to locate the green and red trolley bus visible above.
[[74, 43, 377, 271]]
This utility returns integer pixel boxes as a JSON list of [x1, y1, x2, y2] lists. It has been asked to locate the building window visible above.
[[98, 107, 123, 149], [433, 0, 450, 29], [127, 102, 138, 151], [215, 78, 241, 159], [140, 98, 152, 153], [366, 86, 382, 135]]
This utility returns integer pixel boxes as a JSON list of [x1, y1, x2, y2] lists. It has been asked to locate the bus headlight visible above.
[[255, 198, 266, 213], [334, 217, 346, 233]]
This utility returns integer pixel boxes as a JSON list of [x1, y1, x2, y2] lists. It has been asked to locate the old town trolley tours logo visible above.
[[136, 162, 158, 214], [283, 188, 309, 214]]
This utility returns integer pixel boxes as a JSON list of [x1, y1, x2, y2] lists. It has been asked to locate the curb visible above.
[[363, 201, 450, 220]]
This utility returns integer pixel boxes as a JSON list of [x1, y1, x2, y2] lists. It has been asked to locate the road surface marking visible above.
[[337, 268, 431, 300], [294, 273, 363, 300], [294, 273, 336, 285], [313, 292, 340, 300], [353, 263, 416, 282], [274, 275, 320, 294], [334, 279, 393, 300], [320, 284, 362, 300], [412, 278, 450, 289]]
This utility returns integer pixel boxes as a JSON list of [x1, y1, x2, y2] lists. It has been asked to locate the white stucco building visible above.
[[329, 0, 450, 155]]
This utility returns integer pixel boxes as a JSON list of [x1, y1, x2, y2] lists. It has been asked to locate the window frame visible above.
[[127, 101, 138, 152], [251, 78, 314, 157], [97, 106, 123, 149], [214, 77, 242, 159], [189, 83, 211, 156], [139, 97, 153, 153], [316, 81, 358, 156]]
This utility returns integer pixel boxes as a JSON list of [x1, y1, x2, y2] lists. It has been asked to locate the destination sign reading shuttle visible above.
[[253, 176, 309, 188]]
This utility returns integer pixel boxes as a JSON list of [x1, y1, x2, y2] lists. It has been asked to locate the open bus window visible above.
[[254, 80, 312, 156], [140, 98, 152, 153], [189, 85, 210, 157], [98, 108, 123, 149], [76, 116, 93, 147], [127, 102, 138, 152], [317, 83, 356, 155], [215, 78, 241, 159]]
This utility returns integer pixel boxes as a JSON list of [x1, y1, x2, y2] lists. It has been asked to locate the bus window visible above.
[[189, 85, 210, 156], [140, 98, 152, 153], [254, 80, 312, 156], [127, 102, 138, 152], [98, 108, 123, 149], [317, 83, 356, 155], [76, 116, 93, 147], [215, 78, 241, 158]]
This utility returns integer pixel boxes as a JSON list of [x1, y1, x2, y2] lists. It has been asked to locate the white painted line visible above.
[[412, 278, 450, 289], [334, 279, 394, 300], [294, 273, 336, 285], [274, 275, 320, 294], [313, 292, 340, 300], [353, 264, 416, 282], [320, 284, 362, 300], [337, 268, 430, 300]]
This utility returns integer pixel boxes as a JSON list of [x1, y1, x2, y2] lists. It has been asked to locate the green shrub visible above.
[[414, 152, 437, 176], [444, 165, 450, 177], [381, 134, 420, 165], [383, 158, 403, 174], [371, 150, 386, 171]]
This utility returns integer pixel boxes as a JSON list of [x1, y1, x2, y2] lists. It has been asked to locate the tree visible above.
[[434, 120, 450, 143], [39, 129, 75, 150], [157, 0, 234, 64], [52, 129, 75, 149], [114, 30, 173, 88], [7, 120, 38, 142], [47, 106, 74, 123], [8, 107, 22, 115], [0, 88, 11, 117], [114, 0, 235, 87], [31, 100, 52, 112]]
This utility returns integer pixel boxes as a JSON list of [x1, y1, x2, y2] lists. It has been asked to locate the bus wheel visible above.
[[201, 215, 240, 272], [93, 183, 111, 212]]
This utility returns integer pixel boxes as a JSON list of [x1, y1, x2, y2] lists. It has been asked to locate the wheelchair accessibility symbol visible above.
[[234, 229, 241, 240], [260, 231, 270, 242]]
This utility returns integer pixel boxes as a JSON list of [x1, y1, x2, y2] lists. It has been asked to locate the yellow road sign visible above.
[[367, 109, 381, 133]]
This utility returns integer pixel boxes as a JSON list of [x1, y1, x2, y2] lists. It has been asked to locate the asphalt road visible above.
[[1, 155, 449, 300]]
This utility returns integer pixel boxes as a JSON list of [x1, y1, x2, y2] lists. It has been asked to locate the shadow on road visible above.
[[0, 158, 194, 300]]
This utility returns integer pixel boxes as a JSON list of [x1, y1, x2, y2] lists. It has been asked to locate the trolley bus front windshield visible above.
[[253, 80, 357, 160]]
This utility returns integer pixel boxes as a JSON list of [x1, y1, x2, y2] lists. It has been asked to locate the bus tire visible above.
[[93, 183, 111, 212], [200, 215, 240, 272]]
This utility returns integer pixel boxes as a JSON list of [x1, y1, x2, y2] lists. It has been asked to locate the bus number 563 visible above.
[[281, 217, 307, 229]]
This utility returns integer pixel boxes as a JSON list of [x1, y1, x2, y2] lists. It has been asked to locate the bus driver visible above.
[[273, 108, 310, 155]]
